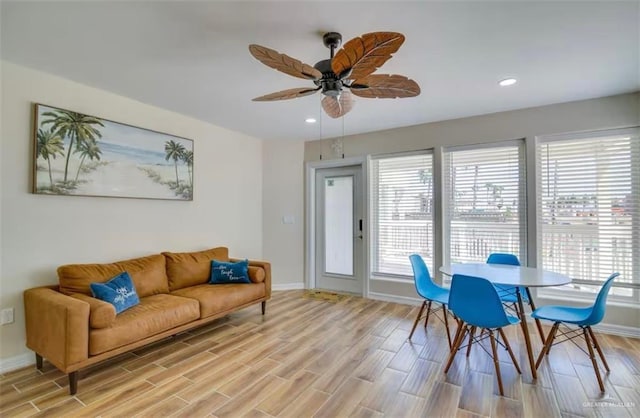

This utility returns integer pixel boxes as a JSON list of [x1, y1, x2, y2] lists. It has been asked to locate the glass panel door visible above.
[[324, 176, 354, 275], [315, 165, 363, 294]]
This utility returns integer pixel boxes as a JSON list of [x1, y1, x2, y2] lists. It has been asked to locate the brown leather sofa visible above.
[[23, 247, 271, 394]]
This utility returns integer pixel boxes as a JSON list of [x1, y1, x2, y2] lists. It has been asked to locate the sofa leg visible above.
[[69, 372, 78, 395], [261, 301, 266, 315], [35, 353, 43, 370]]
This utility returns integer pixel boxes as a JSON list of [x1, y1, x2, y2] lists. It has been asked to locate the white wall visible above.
[[299, 92, 640, 331], [262, 140, 305, 287], [0, 61, 264, 364]]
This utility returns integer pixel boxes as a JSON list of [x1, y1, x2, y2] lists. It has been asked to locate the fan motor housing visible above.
[[314, 59, 343, 96], [322, 81, 342, 96]]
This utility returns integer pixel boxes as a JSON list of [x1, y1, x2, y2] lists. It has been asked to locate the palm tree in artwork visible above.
[[36, 128, 65, 189], [181, 150, 193, 187], [165, 140, 186, 186], [41, 109, 104, 183], [74, 139, 103, 182]]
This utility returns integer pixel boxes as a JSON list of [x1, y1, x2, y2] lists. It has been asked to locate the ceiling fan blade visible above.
[[331, 32, 405, 81], [321, 91, 354, 119], [249, 44, 322, 80], [252, 87, 321, 101], [349, 74, 420, 98]]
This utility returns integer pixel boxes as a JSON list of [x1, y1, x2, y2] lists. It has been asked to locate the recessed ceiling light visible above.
[[499, 78, 517, 87], [305, 118, 317, 123]]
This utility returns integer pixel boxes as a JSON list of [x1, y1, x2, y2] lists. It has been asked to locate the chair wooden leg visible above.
[[261, 301, 266, 315], [516, 290, 537, 379], [35, 353, 43, 370], [423, 300, 432, 329], [450, 319, 465, 350], [444, 322, 467, 373], [498, 328, 521, 374], [489, 330, 505, 396], [69, 371, 78, 395], [466, 326, 477, 357], [535, 322, 559, 369], [587, 326, 610, 372], [584, 328, 605, 392], [545, 322, 560, 356], [409, 301, 427, 340], [443, 304, 452, 349], [525, 287, 546, 344]]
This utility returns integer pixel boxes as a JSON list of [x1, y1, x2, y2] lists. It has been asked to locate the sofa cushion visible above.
[[57, 254, 169, 298], [116, 254, 170, 297], [171, 283, 265, 318], [89, 294, 199, 355], [163, 247, 229, 291], [90, 272, 140, 314]]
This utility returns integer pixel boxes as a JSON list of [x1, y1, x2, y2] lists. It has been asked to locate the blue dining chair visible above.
[[408, 254, 453, 348], [444, 274, 521, 396], [487, 253, 546, 343], [532, 273, 619, 392]]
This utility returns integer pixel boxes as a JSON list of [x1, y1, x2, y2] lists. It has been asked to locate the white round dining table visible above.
[[439, 263, 572, 380], [439, 263, 572, 288]]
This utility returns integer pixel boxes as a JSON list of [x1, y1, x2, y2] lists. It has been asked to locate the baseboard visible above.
[[522, 316, 639, 338], [368, 292, 639, 338], [592, 323, 640, 338], [0, 351, 34, 374], [367, 291, 422, 306], [272, 282, 305, 291]]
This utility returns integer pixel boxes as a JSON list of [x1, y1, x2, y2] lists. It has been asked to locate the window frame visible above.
[[535, 127, 640, 303], [442, 139, 528, 268], [369, 149, 435, 281]]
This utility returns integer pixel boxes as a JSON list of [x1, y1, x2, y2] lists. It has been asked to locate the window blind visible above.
[[537, 129, 639, 300], [443, 143, 526, 265], [370, 153, 433, 277]]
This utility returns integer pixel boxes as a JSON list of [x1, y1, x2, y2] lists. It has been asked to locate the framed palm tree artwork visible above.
[[32, 104, 194, 201]]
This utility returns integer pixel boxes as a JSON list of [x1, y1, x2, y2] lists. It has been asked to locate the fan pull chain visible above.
[[341, 115, 345, 159], [319, 99, 323, 160]]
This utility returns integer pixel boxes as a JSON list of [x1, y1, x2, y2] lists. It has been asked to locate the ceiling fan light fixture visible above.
[[249, 31, 419, 119], [305, 118, 317, 123], [499, 78, 518, 87]]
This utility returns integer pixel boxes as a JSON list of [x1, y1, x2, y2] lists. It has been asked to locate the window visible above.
[[370, 152, 434, 277], [443, 142, 526, 265], [537, 128, 639, 301]]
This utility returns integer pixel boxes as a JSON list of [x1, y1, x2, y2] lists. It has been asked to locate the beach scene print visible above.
[[34, 104, 193, 200]]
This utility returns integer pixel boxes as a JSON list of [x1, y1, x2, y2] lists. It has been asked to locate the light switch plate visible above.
[[1, 308, 14, 325], [282, 215, 295, 224]]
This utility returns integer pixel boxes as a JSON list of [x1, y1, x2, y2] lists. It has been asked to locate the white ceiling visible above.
[[1, 1, 638, 141]]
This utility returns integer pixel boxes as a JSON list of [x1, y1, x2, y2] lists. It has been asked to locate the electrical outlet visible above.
[[1, 308, 14, 325]]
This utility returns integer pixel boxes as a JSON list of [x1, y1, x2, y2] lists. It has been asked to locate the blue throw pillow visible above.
[[210, 259, 251, 284], [90, 272, 140, 314]]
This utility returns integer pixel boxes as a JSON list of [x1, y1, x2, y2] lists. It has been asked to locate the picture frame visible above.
[[32, 103, 194, 201]]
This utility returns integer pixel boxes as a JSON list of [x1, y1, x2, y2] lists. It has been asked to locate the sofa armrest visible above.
[[24, 286, 90, 372], [69, 293, 116, 329], [230, 258, 271, 299]]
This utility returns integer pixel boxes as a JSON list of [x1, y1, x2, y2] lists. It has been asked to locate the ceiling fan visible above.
[[249, 31, 420, 119]]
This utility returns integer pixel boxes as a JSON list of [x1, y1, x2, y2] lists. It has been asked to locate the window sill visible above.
[[370, 275, 413, 284]]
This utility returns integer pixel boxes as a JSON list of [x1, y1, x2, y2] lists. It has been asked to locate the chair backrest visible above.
[[449, 274, 513, 329], [486, 253, 520, 266], [585, 273, 620, 325], [408, 254, 440, 299], [486, 253, 526, 296]]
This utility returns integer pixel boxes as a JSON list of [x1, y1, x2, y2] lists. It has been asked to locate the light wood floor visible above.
[[1, 290, 639, 417]]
